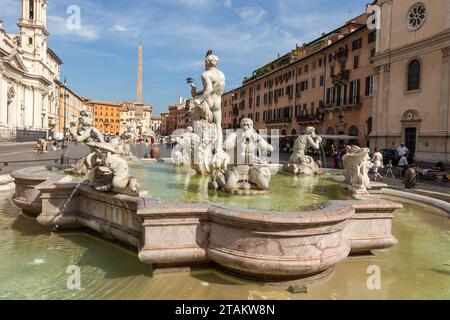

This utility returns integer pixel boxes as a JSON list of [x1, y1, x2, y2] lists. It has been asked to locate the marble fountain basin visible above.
[[11, 164, 402, 282]]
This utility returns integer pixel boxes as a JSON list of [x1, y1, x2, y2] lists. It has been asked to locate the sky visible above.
[[0, 0, 370, 115]]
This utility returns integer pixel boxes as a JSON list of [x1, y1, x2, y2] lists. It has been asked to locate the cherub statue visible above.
[[283, 126, 322, 175]]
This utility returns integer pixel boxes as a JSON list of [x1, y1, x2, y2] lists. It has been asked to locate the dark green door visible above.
[[405, 127, 417, 154]]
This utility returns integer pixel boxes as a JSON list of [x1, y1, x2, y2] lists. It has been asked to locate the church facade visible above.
[[370, 0, 450, 164], [0, 0, 62, 141]]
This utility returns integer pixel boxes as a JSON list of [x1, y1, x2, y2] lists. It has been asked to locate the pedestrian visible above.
[[398, 153, 409, 176], [331, 144, 339, 169], [371, 147, 384, 182], [407, 152, 414, 165], [405, 164, 418, 189], [396, 143, 409, 160]]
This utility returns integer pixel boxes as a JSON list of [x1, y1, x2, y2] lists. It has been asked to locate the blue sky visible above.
[[1, 0, 370, 115]]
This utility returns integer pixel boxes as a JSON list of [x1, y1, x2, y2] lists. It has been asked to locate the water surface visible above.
[[130, 162, 350, 212], [0, 190, 448, 299]]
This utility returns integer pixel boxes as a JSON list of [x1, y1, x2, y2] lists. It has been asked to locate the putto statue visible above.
[[283, 127, 322, 176], [342, 145, 372, 194], [186, 49, 226, 175]]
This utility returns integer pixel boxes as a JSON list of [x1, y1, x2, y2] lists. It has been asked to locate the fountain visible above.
[[7, 51, 407, 284]]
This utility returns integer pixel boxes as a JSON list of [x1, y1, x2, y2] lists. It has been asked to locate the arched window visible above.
[[407, 59, 421, 91], [281, 129, 287, 136], [291, 129, 297, 136]]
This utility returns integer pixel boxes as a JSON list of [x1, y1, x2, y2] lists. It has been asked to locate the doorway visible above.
[[405, 127, 417, 154]]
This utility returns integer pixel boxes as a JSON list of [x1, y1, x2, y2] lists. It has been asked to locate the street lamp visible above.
[[61, 78, 69, 149]]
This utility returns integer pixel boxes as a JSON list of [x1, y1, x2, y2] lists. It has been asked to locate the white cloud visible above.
[[47, 15, 100, 41], [235, 6, 266, 24], [112, 24, 130, 32]]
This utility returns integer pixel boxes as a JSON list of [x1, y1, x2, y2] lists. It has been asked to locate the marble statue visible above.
[[283, 127, 322, 176], [208, 118, 273, 194], [172, 127, 198, 166], [210, 165, 271, 195], [223, 118, 273, 165], [188, 50, 225, 148], [186, 50, 225, 175], [68, 111, 105, 176], [120, 123, 136, 160], [85, 142, 145, 197], [342, 145, 372, 194]]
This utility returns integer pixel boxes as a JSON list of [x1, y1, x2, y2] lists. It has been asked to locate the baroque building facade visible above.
[[221, 13, 375, 149], [0, 0, 62, 141], [370, 0, 450, 164]]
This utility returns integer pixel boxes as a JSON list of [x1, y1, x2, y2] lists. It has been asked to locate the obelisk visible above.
[[135, 44, 144, 119]]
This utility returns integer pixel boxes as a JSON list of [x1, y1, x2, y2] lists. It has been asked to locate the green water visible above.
[[0, 189, 448, 299], [130, 162, 350, 212]]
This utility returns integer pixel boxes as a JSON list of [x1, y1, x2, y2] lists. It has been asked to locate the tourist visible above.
[[371, 147, 384, 182], [405, 164, 418, 189], [396, 143, 409, 159], [331, 144, 339, 169], [398, 154, 409, 176]]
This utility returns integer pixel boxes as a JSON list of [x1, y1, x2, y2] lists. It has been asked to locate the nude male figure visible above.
[[189, 51, 226, 149]]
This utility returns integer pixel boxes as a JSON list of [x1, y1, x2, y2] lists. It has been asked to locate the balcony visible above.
[[321, 95, 362, 113], [297, 114, 322, 124], [266, 117, 292, 125], [331, 70, 350, 85]]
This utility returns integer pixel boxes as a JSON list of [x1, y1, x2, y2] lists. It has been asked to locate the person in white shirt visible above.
[[371, 148, 383, 181], [396, 143, 409, 158], [398, 154, 410, 176]]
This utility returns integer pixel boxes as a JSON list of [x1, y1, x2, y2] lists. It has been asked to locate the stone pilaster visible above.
[[381, 63, 391, 146], [370, 66, 381, 148], [441, 47, 450, 133]]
